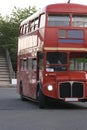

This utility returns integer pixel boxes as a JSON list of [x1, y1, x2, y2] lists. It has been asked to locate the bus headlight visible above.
[[47, 85, 53, 91]]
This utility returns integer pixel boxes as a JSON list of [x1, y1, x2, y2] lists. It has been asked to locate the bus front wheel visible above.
[[38, 88, 45, 109]]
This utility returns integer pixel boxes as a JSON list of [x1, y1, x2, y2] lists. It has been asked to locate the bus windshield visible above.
[[46, 52, 87, 72], [70, 52, 87, 71], [46, 52, 67, 72]]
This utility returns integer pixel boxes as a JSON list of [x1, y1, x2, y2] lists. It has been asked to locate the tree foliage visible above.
[[11, 6, 37, 24], [0, 6, 37, 72]]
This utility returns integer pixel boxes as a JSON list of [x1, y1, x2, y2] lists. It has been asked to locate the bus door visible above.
[[20, 58, 29, 96], [37, 52, 44, 82], [28, 58, 37, 99]]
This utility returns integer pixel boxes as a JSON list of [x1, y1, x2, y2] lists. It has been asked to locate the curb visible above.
[[0, 84, 16, 88]]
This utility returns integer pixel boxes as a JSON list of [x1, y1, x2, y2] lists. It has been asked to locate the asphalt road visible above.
[[0, 87, 87, 130]]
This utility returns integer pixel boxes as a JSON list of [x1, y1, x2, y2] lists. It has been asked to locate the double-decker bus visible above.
[[17, 3, 87, 108]]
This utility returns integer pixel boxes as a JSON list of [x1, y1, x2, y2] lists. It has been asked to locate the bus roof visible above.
[[20, 8, 45, 26], [20, 3, 87, 26], [46, 3, 87, 13]]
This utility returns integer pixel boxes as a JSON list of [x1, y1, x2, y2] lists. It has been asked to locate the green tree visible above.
[[0, 6, 37, 72], [11, 6, 37, 24], [0, 19, 18, 71]]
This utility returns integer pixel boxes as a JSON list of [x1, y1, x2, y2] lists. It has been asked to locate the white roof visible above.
[[20, 8, 45, 26]]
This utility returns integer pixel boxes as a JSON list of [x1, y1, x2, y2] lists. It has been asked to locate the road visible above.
[[0, 88, 87, 130]]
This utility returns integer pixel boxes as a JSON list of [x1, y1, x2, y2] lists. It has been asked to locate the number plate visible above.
[[65, 98, 78, 102]]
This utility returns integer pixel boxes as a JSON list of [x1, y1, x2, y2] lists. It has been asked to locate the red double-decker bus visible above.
[[17, 3, 87, 108]]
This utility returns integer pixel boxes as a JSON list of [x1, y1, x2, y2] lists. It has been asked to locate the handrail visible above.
[[6, 49, 15, 81]]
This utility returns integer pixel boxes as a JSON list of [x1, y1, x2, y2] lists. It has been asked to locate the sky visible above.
[[1, 0, 87, 16]]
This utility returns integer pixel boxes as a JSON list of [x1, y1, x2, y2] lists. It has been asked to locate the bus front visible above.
[[42, 4, 87, 103]]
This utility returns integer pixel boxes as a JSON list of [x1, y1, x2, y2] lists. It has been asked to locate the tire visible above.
[[38, 88, 45, 109], [20, 83, 25, 101]]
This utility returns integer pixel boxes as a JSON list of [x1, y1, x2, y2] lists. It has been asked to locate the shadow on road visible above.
[[0, 88, 87, 110], [21, 98, 87, 110], [45, 100, 87, 110]]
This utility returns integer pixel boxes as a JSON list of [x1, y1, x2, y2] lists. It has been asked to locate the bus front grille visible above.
[[59, 81, 84, 99]]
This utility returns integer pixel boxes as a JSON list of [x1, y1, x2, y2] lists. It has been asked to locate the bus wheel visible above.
[[38, 88, 45, 109], [20, 84, 25, 101]]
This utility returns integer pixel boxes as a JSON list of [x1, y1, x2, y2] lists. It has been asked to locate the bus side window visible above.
[[40, 14, 45, 28], [20, 26, 23, 35], [28, 58, 32, 71], [20, 59, 23, 70], [30, 20, 34, 32], [20, 59, 27, 71], [34, 18, 39, 30], [32, 58, 37, 71]]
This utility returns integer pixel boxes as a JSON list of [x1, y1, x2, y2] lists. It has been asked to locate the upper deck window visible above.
[[48, 14, 70, 26], [72, 15, 87, 27], [30, 18, 39, 32], [59, 29, 84, 43], [40, 14, 45, 28]]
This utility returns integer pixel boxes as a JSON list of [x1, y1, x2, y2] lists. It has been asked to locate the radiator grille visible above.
[[59, 82, 84, 98]]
